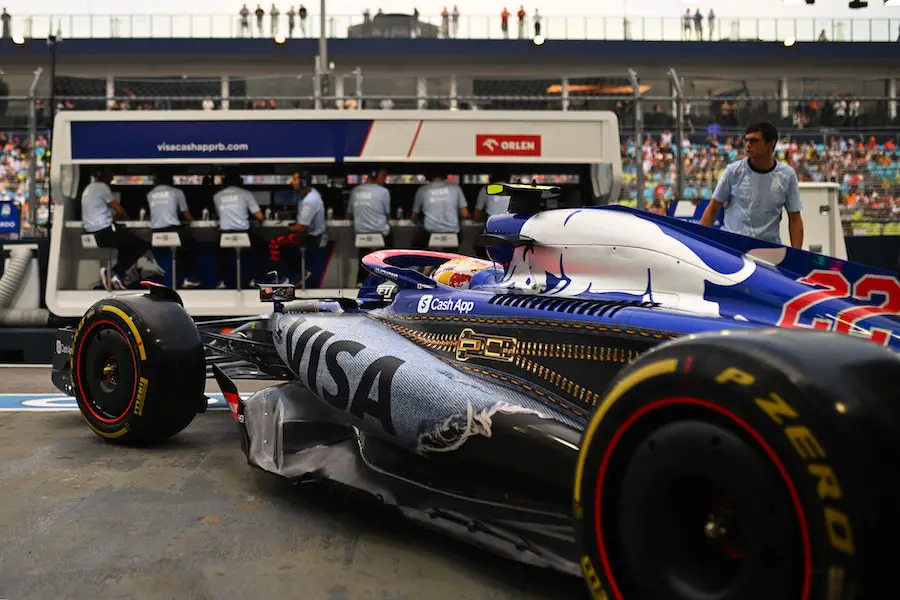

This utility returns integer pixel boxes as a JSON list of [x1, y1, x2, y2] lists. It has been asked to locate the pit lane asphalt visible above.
[[0, 367, 585, 600]]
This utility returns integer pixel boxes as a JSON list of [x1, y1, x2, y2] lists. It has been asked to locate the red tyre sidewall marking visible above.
[[75, 319, 139, 425], [593, 396, 812, 600]]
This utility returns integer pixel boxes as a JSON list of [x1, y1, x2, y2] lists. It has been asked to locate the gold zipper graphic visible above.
[[385, 324, 638, 407]]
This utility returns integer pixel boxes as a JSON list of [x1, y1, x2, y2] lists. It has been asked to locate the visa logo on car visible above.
[[416, 295, 475, 314]]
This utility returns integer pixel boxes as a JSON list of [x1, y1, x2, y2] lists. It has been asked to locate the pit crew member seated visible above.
[[212, 172, 267, 289], [278, 171, 326, 286], [147, 171, 200, 288], [81, 168, 151, 291], [699, 121, 804, 249], [410, 170, 469, 251], [347, 167, 392, 286]]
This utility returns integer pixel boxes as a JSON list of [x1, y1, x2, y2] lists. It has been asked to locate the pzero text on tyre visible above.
[[574, 328, 900, 600]]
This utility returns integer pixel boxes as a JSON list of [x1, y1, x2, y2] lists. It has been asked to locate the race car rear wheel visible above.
[[71, 291, 205, 445], [574, 328, 900, 600]]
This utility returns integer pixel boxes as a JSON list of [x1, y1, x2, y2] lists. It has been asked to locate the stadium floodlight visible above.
[[11, 33, 24, 44], [533, 34, 545, 45], [274, 33, 286, 43], [783, 36, 796, 45]]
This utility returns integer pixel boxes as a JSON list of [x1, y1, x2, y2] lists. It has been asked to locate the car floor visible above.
[[0, 368, 585, 600]]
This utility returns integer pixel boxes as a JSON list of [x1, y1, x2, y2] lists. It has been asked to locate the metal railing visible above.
[[4, 12, 900, 42]]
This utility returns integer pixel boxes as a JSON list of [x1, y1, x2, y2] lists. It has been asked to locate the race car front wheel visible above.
[[71, 291, 205, 445], [584, 399, 806, 600], [574, 328, 900, 600]]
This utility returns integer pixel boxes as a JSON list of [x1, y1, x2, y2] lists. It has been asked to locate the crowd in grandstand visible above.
[[0, 131, 49, 231], [620, 132, 900, 232]]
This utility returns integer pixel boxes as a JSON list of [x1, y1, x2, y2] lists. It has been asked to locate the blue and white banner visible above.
[[70, 119, 375, 160], [0, 393, 251, 411], [0, 201, 21, 233]]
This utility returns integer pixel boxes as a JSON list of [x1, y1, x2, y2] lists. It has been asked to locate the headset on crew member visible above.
[[347, 167, 392, 286], [146, 169, 200, 288], [211, 170, 268, 289], [410, 168, 469, 251], [80, 167, 151, 291]]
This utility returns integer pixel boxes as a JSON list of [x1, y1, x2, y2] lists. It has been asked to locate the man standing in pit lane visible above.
[[411, 170, 469, 252], [347, 167, 392, 286], [283, 171, 326, 286], [81, 168, 151, 291], [146, 171, 200, 288], [212, 172, 267, 289], [699, 121, 804, 249]]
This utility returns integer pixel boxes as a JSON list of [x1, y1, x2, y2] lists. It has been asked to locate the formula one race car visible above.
[[51, 183, 900, 600]]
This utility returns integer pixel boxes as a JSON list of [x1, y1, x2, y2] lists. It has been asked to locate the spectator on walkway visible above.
[[451, 5, 459, 38], [441, 6, 450, 38], [287, 5, 296, 36], [682, 9, 691, 40], [693, 9, 703, 41], [298, 4, 307, 35], [1, 8, 10, 39], [699, 122, 804, 248], [255, 4, 265, 36], [517, 5, 526, 38], [533, 8, 541, 37], [501, 7, 510, 38], [239, 4, 250, 36], [707, 9, 715, 40], [270, 3, 280, 36]]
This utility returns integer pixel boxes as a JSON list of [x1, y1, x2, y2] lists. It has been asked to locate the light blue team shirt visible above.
[[348, 182, 391, 235], [297, 187, 326, 236], [712, 158, 803, 245], [81, 181, 116, 233], [213, 186, 261, 232], [412, 181, 468, 233], [475, 185, 510, 217], [147, 184, 188, 230]]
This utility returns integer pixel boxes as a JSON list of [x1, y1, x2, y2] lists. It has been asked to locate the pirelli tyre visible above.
[[70, 290, 205, 445], [573, 328, 900, 600]]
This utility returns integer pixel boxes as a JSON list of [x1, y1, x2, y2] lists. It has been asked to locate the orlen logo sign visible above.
[[476, 134, 542, 157]]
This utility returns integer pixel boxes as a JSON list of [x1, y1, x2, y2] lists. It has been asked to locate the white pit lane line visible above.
[[0, 394, 250, 412]]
